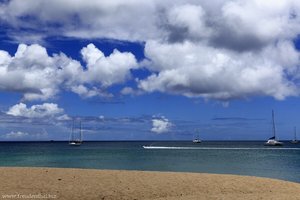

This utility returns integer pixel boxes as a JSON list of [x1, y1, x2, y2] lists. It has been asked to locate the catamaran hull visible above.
[[69, 142, 82, 146], [193, 140, 201, 143], [264, 142, 283, 146]]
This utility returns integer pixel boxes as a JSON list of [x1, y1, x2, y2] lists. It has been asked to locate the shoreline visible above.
[[1, 167, 300, 200]]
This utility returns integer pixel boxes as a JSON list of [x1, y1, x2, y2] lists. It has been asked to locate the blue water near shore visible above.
[[0, 141, 300, 183]]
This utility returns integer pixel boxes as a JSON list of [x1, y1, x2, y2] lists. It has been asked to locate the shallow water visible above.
[[1, 141, 300, 183]]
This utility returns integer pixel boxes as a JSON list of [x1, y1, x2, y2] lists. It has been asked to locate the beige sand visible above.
[[0, 167, 300, 200]]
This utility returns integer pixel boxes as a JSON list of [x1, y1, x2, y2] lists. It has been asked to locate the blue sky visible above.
[[1, 0, 300, 141]]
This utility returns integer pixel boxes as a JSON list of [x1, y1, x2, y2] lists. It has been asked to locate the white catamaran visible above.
[[291, 126, 299, 144], [193, 129, 201, 143], [69, 120, 83, 146], [265, 110, 283, 146]]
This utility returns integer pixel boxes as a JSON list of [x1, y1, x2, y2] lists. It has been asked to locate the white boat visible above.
[[193, 139, 201, 143], [69, 120, 83, 146], [265, 110, 283, 146], [69, 141, 82, 146], [265, 138, 283, 146], [291, 126, 299, 144], [193, 129, 201, 143]]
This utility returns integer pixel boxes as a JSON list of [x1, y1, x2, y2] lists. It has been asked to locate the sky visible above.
[[1, 0, 300, 141]]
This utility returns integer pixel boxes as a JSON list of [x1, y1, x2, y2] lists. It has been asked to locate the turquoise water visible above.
[[0, 141, 300, 183]]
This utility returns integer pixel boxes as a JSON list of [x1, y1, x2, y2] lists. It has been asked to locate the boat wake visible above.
[[142, 146, 300, 150]]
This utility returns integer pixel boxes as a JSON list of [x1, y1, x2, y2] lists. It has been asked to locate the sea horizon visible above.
[[0, 139, 297, 142]]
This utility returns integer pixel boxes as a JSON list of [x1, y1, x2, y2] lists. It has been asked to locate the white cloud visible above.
[[139, 40, 299, 100], [0, 44, 60, 100], [120, 86, 144, 96], [56, 114, 71, 121], [151, 116, 172, 134], [6, 103, 65, 118], [70, 85, 113, 98], [121, 87, 135, 95], [0, 43, 138, 100], [3, 130, 48, 140], [220, 1, 299, 46], [4, 131, 29, 139], [80, 44, 138, 87]]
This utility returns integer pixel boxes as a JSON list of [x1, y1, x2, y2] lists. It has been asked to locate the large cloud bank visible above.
[[1, 0, 300, 101]]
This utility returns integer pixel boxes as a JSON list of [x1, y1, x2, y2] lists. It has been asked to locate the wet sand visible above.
[[1, 167, 300, 200]]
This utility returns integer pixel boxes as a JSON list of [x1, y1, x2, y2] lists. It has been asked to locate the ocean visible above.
[[0, 141, 300, 183]]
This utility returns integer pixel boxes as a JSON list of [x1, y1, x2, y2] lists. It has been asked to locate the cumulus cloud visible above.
[[4, 131, 29, 139], [139, 40, 299, 100], [0, 43, 138, 100], [80, 44, 138, 87], [2, 130, 48, 140], [151, 116, 172, 134], [0, 44, 60, 100], [6, 103, 65, 118], [1, 0, 300, 101]]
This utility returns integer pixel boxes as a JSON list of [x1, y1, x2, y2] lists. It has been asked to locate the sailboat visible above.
[[291, 126, 299, 144], [193, 129, 201, 143], [69, 120, 83, 146], [264, 110, 283, 146]]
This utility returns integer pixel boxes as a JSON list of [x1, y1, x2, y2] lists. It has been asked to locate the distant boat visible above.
[[265, 110, 283, 146], [291, 126, 299, 144], [69, 120, 83, 146], [193, 129, 201, 143]]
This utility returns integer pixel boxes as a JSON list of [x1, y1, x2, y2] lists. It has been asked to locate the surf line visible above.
[[142, 146, 300, 150]]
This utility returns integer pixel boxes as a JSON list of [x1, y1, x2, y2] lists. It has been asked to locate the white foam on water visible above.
[[142, 146, 300, 150]]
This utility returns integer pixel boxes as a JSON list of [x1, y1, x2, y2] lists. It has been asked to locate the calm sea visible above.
[[0, 141, 300, 183]]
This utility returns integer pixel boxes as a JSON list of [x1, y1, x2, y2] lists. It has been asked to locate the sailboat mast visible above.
[[71, 119, 74, 141], [80, 120, 82, 142], [294, 126, 297, 141], [272, 110, 276, 139]]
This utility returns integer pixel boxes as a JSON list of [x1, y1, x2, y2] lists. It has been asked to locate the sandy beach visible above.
[[0, 167, 300, 200]]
